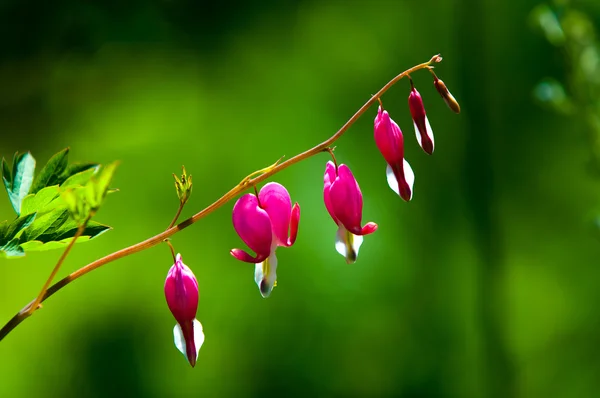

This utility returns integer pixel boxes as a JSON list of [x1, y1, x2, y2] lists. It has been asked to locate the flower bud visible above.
[[173, 166, 192, 204], [408, 87, 434, 155], [434, 77, 460, 114], [373, 105, 415, 201], [165, 254, 204, 367]]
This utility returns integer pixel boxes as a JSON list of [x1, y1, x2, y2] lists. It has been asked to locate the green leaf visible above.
[[20, 186, 61, 216], [91, 161, 119, 208], [2, 152, 36, 215], [1, 149, 117, 260], [29, 148, 69, 195], [62, 161, 119, 223], [0, 238, 25, 258], [61, 166, 98, 188], [19, 223, 110, 252], [0, 213, 37, 244], [19, 207, 110, 246]]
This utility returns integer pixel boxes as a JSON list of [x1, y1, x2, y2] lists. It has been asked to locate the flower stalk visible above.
[[0, 54, 444, 342]]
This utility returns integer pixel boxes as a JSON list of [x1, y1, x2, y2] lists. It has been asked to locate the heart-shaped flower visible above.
[[231, 182, 300, 297], [323, 161, 377, 263]]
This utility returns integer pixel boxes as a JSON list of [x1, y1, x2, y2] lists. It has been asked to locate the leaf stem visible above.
[[167, 201, 186, 230], [0, 54, 441, 342]]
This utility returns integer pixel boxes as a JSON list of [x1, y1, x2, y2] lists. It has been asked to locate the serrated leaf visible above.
[[61, 167, 98, 188], [0, 238, 25, 258], [0, 213, 37, 245], [91, 161, 119, 207], [19, 207, 110, 245], [20, 224, 110, 252], [29, 148, 69, 195], [20, 186, 61, 216], [2, 152, 36, 215]]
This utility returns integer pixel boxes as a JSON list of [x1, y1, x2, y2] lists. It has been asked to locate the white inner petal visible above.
[[413, 121, 422, 148], [335, 226, 363, 264], [413, 118, 435, 153], [192, 319, 205, 360], [386, 164, 399, 196], [425, 116, 434, 148], [173, 319, 205, 362], [404, 159, 415, 197], [173, 323, 186, 358], [254, 251, 278, 298]]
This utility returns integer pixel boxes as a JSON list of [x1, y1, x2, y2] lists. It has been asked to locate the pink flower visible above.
[[323, 161, 377, 263], [164, 253, 204, 367], [408, 87, 434, 155], [231, 182, 300, 297], [373, 105, 415, 201]]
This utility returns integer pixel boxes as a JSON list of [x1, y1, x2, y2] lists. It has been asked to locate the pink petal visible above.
[[230, 248, 268, 264], [409, 88, 434, 155], [164, 254, 199, 325], [258, 182, 292, 247], [323, 161, 338, 224], [374, 106, 405, 165], [232, 194, 272, 261], [360, 222, 378, 235], [329, 164, 363, 235], [287, 203, 300, 246]]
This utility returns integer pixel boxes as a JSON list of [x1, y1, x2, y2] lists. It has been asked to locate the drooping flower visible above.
[[323, 161, 377, 263], [408, 86, 434, 155], [164, 253, 204, 367], [231, 182, 300, 298], [373, 105, 415, 201]]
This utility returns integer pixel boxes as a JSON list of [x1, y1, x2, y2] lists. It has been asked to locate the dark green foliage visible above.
[[0, 149, 115, 258], [2, 152, 35, 215]]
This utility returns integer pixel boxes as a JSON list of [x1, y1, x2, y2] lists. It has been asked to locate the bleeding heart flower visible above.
[[164, 253, 204, 367], [323, 161, 377, 263], [231, 182, 300, 297], [408, 86, 434, 155], [373, 105, 415, 201]]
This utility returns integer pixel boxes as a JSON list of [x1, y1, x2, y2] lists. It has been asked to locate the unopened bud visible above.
[[173, 166, 193, 204], [434, 77, 460, 114], [165, 253, 204, 367]]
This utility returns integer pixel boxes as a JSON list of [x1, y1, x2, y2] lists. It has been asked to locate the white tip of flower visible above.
[[254, 253, 278, 298], [413, 118, 434, 154], [173, 319, 204, 364], [335, 226, 364, 264], [413, 121, 422, 148], [386, 164, 399, 196], [426, 116, 434, 147], [386, 160, 414, 200], [404, 159, 415, 194]]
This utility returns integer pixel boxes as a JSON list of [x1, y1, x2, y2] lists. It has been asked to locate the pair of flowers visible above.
[[231, 162, 378, 299]]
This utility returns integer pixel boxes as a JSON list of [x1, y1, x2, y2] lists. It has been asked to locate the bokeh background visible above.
[[1, 0, 600, 397]]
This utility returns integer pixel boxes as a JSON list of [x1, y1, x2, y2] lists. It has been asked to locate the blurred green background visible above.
[[2, 0, 600, 397]]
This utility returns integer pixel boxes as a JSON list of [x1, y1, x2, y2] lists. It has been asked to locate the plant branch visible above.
[[0, 54, 442, 342]]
